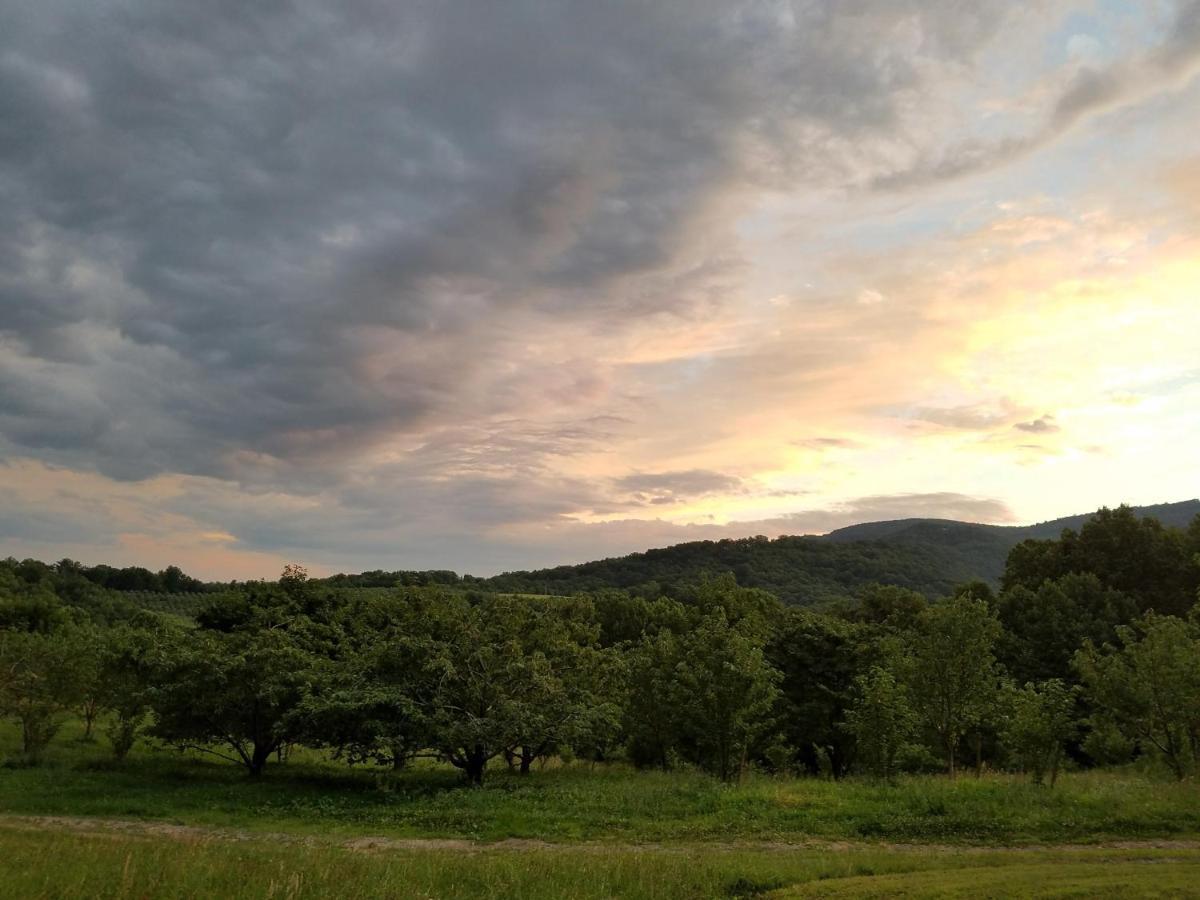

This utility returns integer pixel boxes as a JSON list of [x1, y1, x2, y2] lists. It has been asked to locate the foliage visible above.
[[484, 502, 1200, 607], [1002, 679, 1078, 786], [98, 617, 177, 759], [149, 626, 323, 776], [904, 597, 1004, 776], [996, 573, 1136, 685], [0, 628, 84, 759], [624, 629, 684, 770], [768, 608, 863, 776], [844, 666, 916, 781], [0, 503, 1197, 788], [1004, 505, 1199, 616], [1075, 613, 1200, 780], [671, 608, 782, 781]]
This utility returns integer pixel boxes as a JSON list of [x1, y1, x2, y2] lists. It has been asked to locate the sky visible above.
[[1, 1, 1199, 579]]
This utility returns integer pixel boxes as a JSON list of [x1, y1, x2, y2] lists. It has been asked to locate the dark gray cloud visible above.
[[0, 0, 1052, 481]]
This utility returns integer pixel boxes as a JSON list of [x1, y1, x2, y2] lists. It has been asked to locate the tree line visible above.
[[1, 507, 1198, 785]]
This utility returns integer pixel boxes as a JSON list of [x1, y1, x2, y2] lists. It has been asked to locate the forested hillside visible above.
[[482, 500, 1200, 604], [3, 502, 1199, 787]]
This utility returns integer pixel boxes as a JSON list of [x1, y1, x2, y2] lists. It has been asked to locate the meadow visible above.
[[3, 719, 1200, 898], [4, 824, 1200, 900]]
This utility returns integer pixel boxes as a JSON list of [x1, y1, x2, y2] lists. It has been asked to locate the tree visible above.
[[150, 627, 321, 777], [905, 597, 1004, 777], [57, 626, 111, 742], [295, 634, 433, 771], [768, 608, 862, 777], [844, 666, 916, 781], [1074, 614, 1200, 780], [97, 619, 176, 759], [624, 629, 684, 771], [1004, 506, 1195, 616], [0, 628, 84, 760], [499, 598, 620, 775], [419, 595, 600, 785], [672, 608, 782, 781], [0, 585, 70, 634], [1002, 679, 1077, 786], [854, 584, 927, 630], [996, 573, 1136, 685]]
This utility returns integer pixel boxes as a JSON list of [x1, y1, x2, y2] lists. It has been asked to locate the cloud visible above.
[[1, 3, 1197, 575], [614, 469, 745, 506], [1014, 415, 1060, 434], [0, 1, 1076, 479], [794, 437, 860, 450], [870, 0, 1200, 191], [903, 402, 1022, 431]]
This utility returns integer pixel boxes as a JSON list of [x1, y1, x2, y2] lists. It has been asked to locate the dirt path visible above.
[[3, 814, 1200, 856]]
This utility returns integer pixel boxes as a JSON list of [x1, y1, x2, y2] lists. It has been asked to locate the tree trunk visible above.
[[798, 744, 821, 777], [390, 740, 408, 771], [465, 745, 487, 785], [248, 743, 273, 778], [828, 744, 850, 780], [519, 746, 535, 775], [973, 732, 983, 779], [82, 699, 98, 741], [947, 739, 956, 779]]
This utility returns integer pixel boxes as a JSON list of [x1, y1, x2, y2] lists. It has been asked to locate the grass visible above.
[[2, 824, 1199, 899], [3, 720, 1200, 845], [4, 719, 1200, 896]]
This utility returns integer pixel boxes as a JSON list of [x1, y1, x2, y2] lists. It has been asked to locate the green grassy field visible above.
[[1, 823, 1198, 899], [3, 720, 1200, 897]]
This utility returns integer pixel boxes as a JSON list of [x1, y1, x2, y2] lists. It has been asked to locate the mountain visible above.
[[482, 500, 1200, 606]]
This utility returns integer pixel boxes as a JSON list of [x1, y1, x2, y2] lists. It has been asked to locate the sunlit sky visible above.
[[2, 1, 1198, 578]]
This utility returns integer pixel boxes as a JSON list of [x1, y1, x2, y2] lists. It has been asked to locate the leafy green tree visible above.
[[768, 608, 862, 777], [567, 661, 628, 768], [149, 627, 322, 777], [996, 573, 1136, 685], [498, 598, 622, 774], [624, 629, 684, 771], [1002, 679, 1078, 786], [72, 627, 105, 741], [417, 596, 608, 785], [0, 628, 85, 760], [295, 634, 433, 770], [844, 666, 916, 781], [97, 619, 176, 759], [905, 597, 1004, 777], [592, 592, 689, 647], [1005, 506, 1195, 616], [952, 580, 996, 607], [1075, 614, 1200, 780], [853, 584, 927, 631], [672, 608, 782, 781], [0, 570, 69, 633]]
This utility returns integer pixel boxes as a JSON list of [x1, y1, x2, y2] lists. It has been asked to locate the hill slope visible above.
[[482, 500, 1200, 605]]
